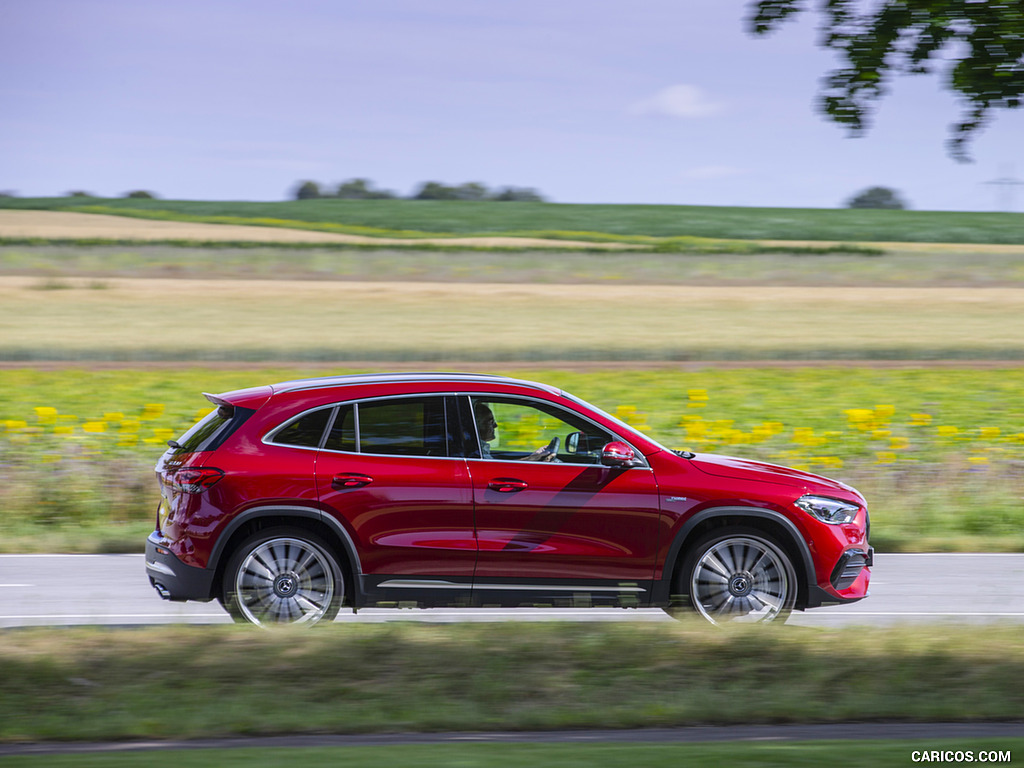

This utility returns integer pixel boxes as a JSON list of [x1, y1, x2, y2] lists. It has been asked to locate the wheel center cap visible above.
[[274, 574, 299, 598], [729, 573, 753, 597]]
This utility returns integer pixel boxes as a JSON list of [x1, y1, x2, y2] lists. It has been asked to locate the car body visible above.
[[145, 372, 872, 626]]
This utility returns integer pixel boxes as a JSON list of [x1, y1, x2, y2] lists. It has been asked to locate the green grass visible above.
[[4, 741, 1024, 768], [6, 243, 1024, 286], [2, 366, 1024, 552], [4, 196, 1024, 244], [1, 623, 1023, 744]]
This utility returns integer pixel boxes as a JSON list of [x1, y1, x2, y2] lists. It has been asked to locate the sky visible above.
[[3, 0, 1023, 211]]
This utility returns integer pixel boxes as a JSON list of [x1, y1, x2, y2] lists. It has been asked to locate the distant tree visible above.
[[846, 186, 908, 210], [124, 190, 157, 199], [294, 181, 322, 200], [749, 1, 1024, 159], [335, 178, 396, 199], [413, 181, 459, 201], [491, 186, 545, 202], [0, 191, 15, 198], [453, 182, 490, 201], [65, 190, 95, 198]]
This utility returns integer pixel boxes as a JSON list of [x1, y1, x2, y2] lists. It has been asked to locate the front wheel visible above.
[[677, 528, 797, 625], [222, 529, 343, 627]]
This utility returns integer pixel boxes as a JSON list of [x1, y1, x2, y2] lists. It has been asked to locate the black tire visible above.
[[221, 528, 344, 627], [674, 527, 797, 625]]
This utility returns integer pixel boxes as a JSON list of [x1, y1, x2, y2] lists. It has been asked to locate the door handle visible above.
[[488, 478, 528, 493], [332, 473, 373, 489]]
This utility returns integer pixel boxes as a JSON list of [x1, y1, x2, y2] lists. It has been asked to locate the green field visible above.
[[3, 196, 1024, 244], [2, 623, 1024, 744]]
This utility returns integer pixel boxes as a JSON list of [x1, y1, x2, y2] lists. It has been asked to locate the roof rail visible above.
[[268, 372, 560, 396]]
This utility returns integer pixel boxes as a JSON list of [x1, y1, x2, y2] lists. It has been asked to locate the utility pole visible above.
[[984, 166, 1024, 211]]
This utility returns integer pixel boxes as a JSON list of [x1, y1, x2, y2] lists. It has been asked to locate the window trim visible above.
[[458, 392, 650, 468], [263, 393, 458, 460], [262, 390, 650, 467]]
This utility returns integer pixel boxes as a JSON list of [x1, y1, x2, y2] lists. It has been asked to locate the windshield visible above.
[[561, 390, 669, 454]]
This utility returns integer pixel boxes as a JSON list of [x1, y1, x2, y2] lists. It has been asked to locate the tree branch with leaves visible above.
[[749, 0, 1024, 160]]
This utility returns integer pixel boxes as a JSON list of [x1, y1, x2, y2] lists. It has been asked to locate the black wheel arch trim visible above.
[[654, 506, 816, 607], [209, 505, 363, 597]]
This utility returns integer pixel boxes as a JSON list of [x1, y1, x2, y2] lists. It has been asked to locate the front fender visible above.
[[653, 506, 816, 608]]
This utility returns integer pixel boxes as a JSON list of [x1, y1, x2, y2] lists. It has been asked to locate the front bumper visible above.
[[145, 531, 216, 602], [805, 546, 874, 609]]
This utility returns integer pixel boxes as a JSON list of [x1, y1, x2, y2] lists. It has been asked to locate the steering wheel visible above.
[[537, 436, 560, 462]]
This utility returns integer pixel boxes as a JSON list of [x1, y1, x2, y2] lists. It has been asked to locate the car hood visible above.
[[688, 452, 856, 495]]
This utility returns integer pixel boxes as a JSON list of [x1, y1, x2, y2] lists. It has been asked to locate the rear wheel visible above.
[[677, 528, 797, 625], [221, 528, 343, 627]]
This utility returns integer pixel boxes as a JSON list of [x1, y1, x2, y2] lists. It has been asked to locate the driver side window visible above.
[[468, 396, 614, 464]]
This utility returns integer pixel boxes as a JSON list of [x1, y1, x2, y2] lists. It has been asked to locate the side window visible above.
[[468, 396, 615, 464], [323, 397, 449, 457], [323, 405, 356, 452], [270, 407, 333, 448]]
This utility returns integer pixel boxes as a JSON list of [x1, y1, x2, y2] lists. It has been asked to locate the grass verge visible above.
[[4, 741, 1024, 768], [2, 622, 1024, 743]]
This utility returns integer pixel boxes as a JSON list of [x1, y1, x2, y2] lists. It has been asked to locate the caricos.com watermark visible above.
[[911, 750, 1012, 763]]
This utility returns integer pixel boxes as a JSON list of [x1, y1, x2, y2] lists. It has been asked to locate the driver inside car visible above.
[[473, 401, 559, 461]]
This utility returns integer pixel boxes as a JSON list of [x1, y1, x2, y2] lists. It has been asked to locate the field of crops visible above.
[[2, 366, 1022, 553], [3, 277, 1023, 363], [3, 243, 1024, 285], [3, 196, 1024, 244]]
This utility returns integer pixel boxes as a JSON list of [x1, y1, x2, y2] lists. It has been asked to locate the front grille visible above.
[[831, 550, 868, 591]]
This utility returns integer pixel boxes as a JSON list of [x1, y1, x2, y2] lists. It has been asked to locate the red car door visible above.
[[464, 395, 662, 589], [315, 396, 477, 579]]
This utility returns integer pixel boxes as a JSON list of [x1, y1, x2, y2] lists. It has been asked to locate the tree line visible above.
[[293, 178, 546, 202]]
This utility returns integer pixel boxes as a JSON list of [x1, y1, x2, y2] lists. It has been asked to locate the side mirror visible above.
[[566, 431, 582, 454], [601, 441, 639, 467]]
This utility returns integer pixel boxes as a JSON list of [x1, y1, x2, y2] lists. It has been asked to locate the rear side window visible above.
[[171, 404, 254, 454], [270, 407, 333, 448], [323, 397, 449, 457]]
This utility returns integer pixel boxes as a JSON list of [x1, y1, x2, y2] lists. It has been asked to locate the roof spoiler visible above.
[[203, 393, 235, 410]]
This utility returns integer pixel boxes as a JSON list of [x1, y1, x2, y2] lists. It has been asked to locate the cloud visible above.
[[630, 84, 724, 119]]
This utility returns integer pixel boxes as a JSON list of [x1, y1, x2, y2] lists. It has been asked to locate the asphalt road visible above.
[[2, 552, 1023, 628]]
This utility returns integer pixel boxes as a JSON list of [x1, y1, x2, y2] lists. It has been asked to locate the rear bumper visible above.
[[146, 531, 216, 602]]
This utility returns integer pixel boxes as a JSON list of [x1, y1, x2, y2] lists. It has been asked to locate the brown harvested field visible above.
[[3, 275, 1022, 361], [0, 210, 638, 249]]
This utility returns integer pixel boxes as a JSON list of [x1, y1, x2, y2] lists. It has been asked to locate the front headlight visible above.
[[795, 495, 860, 525]]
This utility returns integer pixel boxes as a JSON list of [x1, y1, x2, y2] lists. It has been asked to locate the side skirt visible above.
[[359, 576, 654, 609]]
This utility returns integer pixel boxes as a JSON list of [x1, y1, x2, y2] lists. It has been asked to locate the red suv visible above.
[[146, 373, 871, 626]]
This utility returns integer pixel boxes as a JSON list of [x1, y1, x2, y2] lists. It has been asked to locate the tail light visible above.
[[172, 467, 224, 494]]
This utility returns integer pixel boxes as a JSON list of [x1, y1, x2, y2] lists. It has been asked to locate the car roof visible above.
[[266, 372, 563, 397]]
